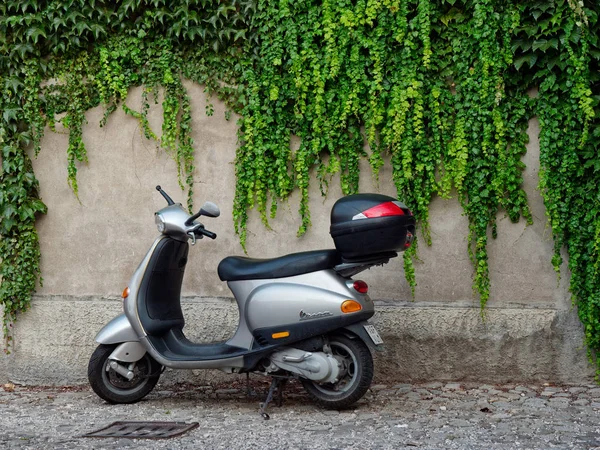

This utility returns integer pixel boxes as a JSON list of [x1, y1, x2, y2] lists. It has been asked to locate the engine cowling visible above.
[[269, 348, 342, 383]]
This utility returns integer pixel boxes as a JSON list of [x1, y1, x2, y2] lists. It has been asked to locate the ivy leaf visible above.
[[89, 23, 106, 39], [217, 4, 235, 18], [2, 145, 17, 159], [514, 54, 537, 70], [569, 26, 582, 43], [25, 26, 46, 43], [532, 9, 544, 21], [18, 206, 34, 220], [52, 41, 66, 55], [12, 43, 34, 58], [234, 29, 246, 41], [185, 26, 202, 41], [511, 39, 532, 53], [75, 21, 91, 35], [206, 14, 219, 29], [65, 10, 84, 25], [170, 22, 182, 37], [153, 10, 171, 25], [3, 108, 21, 122], [543, 55, 561, 71], [440, 7, 465, 26], [1, 204, 17, 220], [4, 77, 24, 94], [51, 15, 66, 31], [5, 14, 24, 26], [121, 0, 139, 15], [532, 39, 558, 52], [31, 199, 47, 214], [0, 217, 17, 234]]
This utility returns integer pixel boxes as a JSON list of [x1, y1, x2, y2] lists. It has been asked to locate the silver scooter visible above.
[[88, 185, 415, 416]]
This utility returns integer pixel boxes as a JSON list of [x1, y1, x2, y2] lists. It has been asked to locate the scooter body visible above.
[[98, 235, 379, 370], [89, 186, 412, 410]]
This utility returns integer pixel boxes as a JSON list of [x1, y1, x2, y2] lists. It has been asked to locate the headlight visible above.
[[155, 214, 166, 233]]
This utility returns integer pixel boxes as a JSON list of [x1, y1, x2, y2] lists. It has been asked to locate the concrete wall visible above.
[[0, 82, 593, 385]]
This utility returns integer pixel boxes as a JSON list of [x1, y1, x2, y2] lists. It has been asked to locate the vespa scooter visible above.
[[88, 185, 415, 415]]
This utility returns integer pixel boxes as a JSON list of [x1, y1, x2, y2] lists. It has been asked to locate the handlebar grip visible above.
[[196, 227, 217, 240]]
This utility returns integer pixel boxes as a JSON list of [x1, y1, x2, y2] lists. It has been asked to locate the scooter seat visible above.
[[217, 249, 341, 281]]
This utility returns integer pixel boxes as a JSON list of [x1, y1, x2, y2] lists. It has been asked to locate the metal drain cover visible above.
[[82, 421, 199, 439]]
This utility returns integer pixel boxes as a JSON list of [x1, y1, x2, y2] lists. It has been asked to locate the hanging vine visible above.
[[1, 0, 600, 374], [233, 0, 534, 308], [518, 2, 600, 368], [0, 0, 254, 350]]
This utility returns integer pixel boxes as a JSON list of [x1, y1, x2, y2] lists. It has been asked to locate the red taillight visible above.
[[353, 280, 369, 294], [362, 201, 405, 218], [404, 231, 414, 249]]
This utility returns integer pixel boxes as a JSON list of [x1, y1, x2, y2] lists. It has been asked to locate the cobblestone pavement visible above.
[[2, 379, 600, 449]]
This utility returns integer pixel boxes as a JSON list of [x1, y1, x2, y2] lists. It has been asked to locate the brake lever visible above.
[[156, 185, 175, 205], [187, 231, 196, 245]]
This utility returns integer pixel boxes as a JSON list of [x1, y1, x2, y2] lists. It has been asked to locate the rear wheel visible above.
[[88, 344, 162, 404], [300, 335, 373, 409]]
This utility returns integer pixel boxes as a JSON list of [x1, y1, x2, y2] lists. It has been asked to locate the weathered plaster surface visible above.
[[0, 84, 592, 385]]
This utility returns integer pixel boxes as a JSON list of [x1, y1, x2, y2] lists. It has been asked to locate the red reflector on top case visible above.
[[362, 202, 405, 218]]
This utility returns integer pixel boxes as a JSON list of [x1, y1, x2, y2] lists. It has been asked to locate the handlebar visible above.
[[185, 211, 202, 226], [195, 227, 217, 240], [155, 185, 217, 240]]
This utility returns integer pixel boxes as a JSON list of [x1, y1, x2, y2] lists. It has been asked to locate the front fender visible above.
[[95, 314, 139, 344]]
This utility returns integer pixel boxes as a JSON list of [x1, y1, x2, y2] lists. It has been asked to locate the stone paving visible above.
[[1, 379, 600, 449]]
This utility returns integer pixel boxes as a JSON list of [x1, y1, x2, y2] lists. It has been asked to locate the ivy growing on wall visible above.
[[0, 0, 599, 372], [233, 0, 537, 306], [0, 0, 254, 349]]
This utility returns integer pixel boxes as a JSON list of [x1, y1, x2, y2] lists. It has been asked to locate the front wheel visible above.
[[88, 344, 162, 404], [300, 334, 373, 409]]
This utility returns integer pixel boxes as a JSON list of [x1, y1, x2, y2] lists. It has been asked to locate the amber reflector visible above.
[[122, 287, 130, 299], [341, 300, 363, 313], [272, 331, 290, 339]]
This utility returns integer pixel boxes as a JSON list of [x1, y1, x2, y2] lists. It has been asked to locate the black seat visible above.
[[217, 249, 341, 282]]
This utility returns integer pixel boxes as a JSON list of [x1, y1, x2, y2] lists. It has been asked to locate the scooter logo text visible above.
[[299, 310, 333, 321]]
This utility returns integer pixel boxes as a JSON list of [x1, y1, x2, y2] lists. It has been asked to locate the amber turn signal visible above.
[[341, 300, 362, 313], [122, 287, 130, 299], [272, 331, 290, 339]]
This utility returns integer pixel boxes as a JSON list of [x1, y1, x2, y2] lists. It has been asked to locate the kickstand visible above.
[[276, 379, 287, 407], [259, 377, 285, 420], [245, 373, 257, 397]]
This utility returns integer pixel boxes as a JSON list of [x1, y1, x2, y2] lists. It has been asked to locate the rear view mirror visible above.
[[200, 201, 220, 218]]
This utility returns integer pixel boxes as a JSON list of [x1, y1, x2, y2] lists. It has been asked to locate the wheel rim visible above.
[[101, 357, 152, 395], [311, 340, 359, 396]]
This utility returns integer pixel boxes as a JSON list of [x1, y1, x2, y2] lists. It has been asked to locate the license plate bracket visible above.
[[363, 324, 383, 345]]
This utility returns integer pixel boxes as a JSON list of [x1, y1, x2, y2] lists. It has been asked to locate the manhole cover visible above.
[[81, 421, 199, 439]]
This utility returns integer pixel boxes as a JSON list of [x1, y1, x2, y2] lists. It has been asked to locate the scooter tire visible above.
[[300, 334, 373, 409], [88, 343, 162, 404]]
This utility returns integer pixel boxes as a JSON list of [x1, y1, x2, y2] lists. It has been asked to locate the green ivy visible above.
[[0, 0, 254, 350], [233, 0, 534, 309], [1, 0, 600, 376], [519, 2, 600, 371]]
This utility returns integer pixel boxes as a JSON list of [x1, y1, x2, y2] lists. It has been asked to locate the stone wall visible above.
[[0, 82, 593, 385]]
